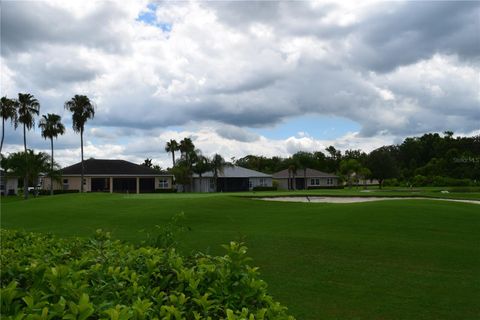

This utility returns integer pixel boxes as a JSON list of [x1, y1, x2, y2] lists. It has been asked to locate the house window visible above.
[[63, 178, 69, 190], [327, 178, 333, 185], [209, 179, 215, 190], [310, 179, 320, 186], [259, 178, 267, 186], [83, 178, 87, 185], [158, 179, 169, 189], [249, 180, 253, 189]]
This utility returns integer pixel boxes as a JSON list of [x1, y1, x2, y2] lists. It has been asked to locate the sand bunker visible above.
[[258, 196, 480, 205]]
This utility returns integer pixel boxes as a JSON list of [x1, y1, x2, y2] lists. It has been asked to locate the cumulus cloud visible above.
[[1, 0, 478, 166]]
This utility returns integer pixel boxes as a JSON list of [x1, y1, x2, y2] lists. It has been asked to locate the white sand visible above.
[[258, 196, 480, 205]]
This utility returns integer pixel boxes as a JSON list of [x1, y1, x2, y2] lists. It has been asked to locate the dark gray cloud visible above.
[[1, 1, 131, 57], [351, 1, 480, 71], [1, 0, 479, 157]]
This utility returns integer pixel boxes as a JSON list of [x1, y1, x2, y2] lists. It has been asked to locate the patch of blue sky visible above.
[[136, 3, 172, 32], [251, 115, 360, 140]]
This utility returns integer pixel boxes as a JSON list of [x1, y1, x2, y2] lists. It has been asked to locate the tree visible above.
[[165, 139, 179, 168], [357, 167, 372, 189], [17, 93, 40, 199], [142, 158, 153, 168], [339, 159, 361, 188], [171, 160, 191, 192], [366, 148, 398, 188], [65, 95, 95, 193], [39, 113, 65, 195], [179, 138, 195, 163], [2, 150, 53, 196], [192, 154, 211, 192], [0, 96, 18, 155], [293, 152, 315, 190], [211, 153, 228, 192]]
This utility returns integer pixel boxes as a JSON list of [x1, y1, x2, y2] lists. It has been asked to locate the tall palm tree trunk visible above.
[[304, 168, 307, 190], [171, 151, 175, 167], [0, 117, 5, 155], [80, 128, 84, 193], [23, 124, 28, 199], [50, 137, 54, 196]]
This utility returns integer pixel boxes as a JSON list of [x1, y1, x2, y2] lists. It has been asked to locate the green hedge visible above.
[[154, 188, 177, 193], [35, 189, 80, 195], [0, 229, 293, 320], [307, 186, 344, 190], [252, 186, 277, 191]]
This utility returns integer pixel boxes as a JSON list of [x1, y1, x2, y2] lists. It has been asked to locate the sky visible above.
[[1, 0, 479, 168]]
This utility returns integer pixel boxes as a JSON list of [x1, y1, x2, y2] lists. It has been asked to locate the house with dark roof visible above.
[[272, 168, 339, 190], [192, 165, 272, 192], [42, 159, 173, 193]]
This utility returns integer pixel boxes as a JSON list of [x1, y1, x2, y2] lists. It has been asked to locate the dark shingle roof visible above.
[[273, 168, 337, 179], [61, 159, 171, 176]]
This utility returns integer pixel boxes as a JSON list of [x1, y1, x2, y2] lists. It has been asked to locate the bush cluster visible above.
[[306, 186, 344, 190], [35, 190, 80, 196], [154, 189, 177, 193], [251, 186, 277, 192], [0, 229, 294, 320]]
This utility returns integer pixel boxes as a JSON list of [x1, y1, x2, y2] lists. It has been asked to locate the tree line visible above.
[[232, 132, 480, 188], [1, 94, 95, 199]]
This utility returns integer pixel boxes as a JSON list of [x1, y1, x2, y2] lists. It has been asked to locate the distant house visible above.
[[273, 168, 339, 190], [192, 166, 272, 192], [0, 170, 19, 196], [43, 159, 173, 193]]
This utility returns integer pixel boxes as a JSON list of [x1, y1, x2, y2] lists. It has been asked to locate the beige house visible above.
[[43, 159, 173, 193], [273, 168, 339, 190]]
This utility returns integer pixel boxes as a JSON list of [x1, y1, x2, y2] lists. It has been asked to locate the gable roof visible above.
[[193, 166, 271, 178], [61, 159, 172, 176], [273, 168, 338, 179]]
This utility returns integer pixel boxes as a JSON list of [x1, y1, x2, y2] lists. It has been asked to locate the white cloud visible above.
[[1, 0, 478, 166]]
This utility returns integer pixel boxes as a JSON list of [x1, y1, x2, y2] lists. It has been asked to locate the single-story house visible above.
[[273, 168, 339, 190], [0, 170, 19, 196], [42, 159, 174, 193], [192, 165, 272, 192]]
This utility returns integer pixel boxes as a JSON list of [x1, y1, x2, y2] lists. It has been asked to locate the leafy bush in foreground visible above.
[[0, 229, 294, 320]]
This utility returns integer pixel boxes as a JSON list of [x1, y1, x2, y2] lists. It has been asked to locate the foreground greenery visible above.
[[1, 229, 293, 319], [2, 192, 479, 319]]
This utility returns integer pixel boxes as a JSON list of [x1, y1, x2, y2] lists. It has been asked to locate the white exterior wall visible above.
[[193, 177, 215, 192], [5, 178, 19, 195], [249, 177, 272, 190], [307, 177, 338, 187]]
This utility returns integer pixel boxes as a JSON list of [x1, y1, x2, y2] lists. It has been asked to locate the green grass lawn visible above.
[[1, 191, 480, 319]]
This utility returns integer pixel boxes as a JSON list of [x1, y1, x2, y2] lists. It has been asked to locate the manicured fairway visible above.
[[1, 193, 479, 319]]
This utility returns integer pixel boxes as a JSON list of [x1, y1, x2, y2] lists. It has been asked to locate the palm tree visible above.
[[0, 96, 18, 155], [211, 153, 228, 192], [165, 139, 179, 167], [64, 95, 95, 193], [288, 164, 297, 190], [17, 93, 40, 199], [179, 138, 195, 162], [192, 154, 211, 192], [39, 113, 65, 195], [2, 150, 53, 197]]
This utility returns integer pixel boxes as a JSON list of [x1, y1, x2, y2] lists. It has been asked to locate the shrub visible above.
[[307, 186, 344, 190], [36, 189, 80, 195], [154, 188, 177, 193], [0, 229, 294, 320], [252, 186, 277, 191]]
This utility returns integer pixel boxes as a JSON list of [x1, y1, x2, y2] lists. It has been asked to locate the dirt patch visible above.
[[258, 196, 480, 205]]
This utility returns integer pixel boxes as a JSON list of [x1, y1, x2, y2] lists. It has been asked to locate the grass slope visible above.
[[1, 192, 479, 319]]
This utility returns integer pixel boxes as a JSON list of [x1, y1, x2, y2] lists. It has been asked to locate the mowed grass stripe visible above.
[[1, 193, 479, 320]]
